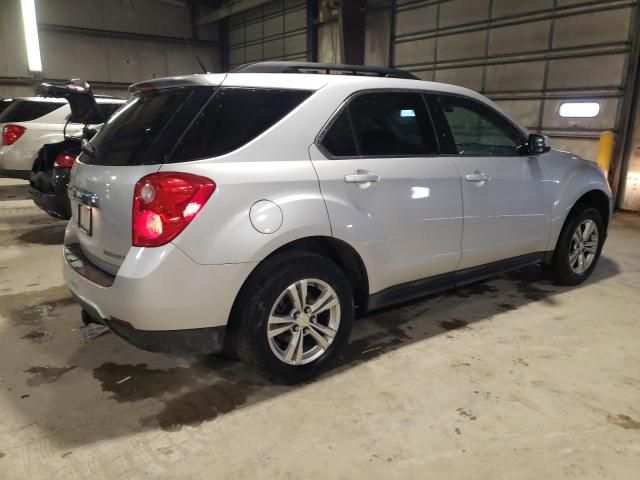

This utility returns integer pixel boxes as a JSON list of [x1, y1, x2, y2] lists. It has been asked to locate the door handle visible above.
[[465, 172, 490, 183], [344, 170, 381, 185]]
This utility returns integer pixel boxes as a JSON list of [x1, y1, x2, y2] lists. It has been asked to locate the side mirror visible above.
[[527, 134, 551, 155]]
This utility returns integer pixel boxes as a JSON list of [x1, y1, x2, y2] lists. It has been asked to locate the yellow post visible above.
[[597, 131, 615, 177]]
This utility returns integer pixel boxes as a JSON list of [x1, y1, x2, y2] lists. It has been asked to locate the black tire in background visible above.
[[233, 252, 354, 384], [550, 205, 604, 286]]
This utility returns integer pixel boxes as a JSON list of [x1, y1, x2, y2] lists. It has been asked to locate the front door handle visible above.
[[465, 172, 491, 183], [344, 170, 381, 185]]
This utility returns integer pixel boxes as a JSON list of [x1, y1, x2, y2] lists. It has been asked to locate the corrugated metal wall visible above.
[[367, 0, 638, 164], [226, 0, 308, 69]]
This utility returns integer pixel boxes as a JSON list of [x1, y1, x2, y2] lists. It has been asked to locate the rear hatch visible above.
[[69, 84, 217, 274], [30, 138, 80, 193]]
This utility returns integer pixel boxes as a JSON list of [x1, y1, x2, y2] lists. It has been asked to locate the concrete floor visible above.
[[0, 177, 639, 480]]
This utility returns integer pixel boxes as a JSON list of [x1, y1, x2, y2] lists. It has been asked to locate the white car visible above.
[[63, 62, 612, 383], [0, 96, 125, 179]]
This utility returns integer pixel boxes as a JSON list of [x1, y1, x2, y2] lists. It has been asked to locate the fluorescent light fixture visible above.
[[20, 0, 42, 72], [400, 109, 416, 117], [559, 102, 600, 118]]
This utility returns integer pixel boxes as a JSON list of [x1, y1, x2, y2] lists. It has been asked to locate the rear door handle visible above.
[[344, 170, 381, 185], [465, 172, 490, 183]]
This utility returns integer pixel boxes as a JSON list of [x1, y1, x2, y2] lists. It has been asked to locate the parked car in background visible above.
[[29, 80, 111, 219], [0, 92, 124, 179], [64, 62, 612, 383]]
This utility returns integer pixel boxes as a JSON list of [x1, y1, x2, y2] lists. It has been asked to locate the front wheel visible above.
[[235, 252, 354, 383], [549, 206, 604, 285]]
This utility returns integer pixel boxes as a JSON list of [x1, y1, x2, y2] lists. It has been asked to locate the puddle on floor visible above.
[[607, 414, 640, 430], [18, 224, 66, 246], [25, 366, 76, 386], [0, 285, 74, 326], [438, 319, 469, 330], [21, 330, 53, 343], [93, 363, 206, 403], [141, 381, 258, 431]]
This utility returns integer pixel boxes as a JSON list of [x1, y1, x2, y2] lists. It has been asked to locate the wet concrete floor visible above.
[[1, 178, 639, 479]]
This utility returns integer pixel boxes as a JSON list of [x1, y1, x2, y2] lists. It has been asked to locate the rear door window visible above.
[[169, 87, 312, 162], [320, 91, 438, 157], [0, 100, 64, 122]]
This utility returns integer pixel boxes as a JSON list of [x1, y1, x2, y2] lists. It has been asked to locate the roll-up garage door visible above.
[[384, 0, 638, 165], [227, 0, 308, 69]]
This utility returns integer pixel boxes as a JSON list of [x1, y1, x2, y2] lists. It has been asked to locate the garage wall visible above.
[[0, 0, 221, 99], [374, 0, 639, 163], [226, 0, 307, 69], [0, 0, 32, 97]]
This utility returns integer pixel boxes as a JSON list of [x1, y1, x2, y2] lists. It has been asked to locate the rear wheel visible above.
[[550, 206, 604, 285], [234, 252, 353, 383]]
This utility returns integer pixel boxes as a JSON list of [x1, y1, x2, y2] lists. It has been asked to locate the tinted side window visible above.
[[0, 100, 63, 122], [170, 88, 312, 162], [321, 92, 438, 157], [321, 110, 357, 156], [436, 95, 524, 156]]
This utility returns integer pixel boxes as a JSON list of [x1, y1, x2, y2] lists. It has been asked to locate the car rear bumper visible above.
[[63, 223, 257, 353], [29, 185, 71, 219], [75, 291, 226, 354], [0, 167, 30, 179], [0, 144, 36, 177]]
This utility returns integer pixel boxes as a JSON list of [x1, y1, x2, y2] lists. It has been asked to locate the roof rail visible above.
[[231, 61, 419, 80]]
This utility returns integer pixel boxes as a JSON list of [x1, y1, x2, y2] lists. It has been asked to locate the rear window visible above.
[[0, 99, 13, 115], [84, 89, 193, 166], [0, 100, 64, 122], [82, 87, 311, 166], [97, 103, 124, 120], [169, 87, 312, 162]]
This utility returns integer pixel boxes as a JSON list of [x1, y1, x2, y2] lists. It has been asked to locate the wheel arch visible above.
[[573, 189, 611, 231], [547, 187, 611, 259], [223, 235, 370, 355]]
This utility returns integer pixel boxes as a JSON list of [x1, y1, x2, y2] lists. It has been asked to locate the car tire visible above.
[[234, 251, 354, 384], [550, 205, 604, 286]]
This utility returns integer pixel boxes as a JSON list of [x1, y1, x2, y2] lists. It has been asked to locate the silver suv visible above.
[[64, 62, 611, 383]]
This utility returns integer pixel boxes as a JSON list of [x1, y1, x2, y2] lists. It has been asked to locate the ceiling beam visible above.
[[196, 0, 274, 25]]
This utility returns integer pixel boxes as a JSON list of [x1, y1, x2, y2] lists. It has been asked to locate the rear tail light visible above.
[[2, 124, 26, 146], [53, 151, 78, 168], [132, 172, 215, 247]]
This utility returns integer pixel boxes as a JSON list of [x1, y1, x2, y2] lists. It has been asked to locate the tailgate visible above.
[[67, 85, 215, 275]]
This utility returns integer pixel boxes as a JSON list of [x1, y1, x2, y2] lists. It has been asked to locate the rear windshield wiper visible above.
[[81, 139, 97, 158]]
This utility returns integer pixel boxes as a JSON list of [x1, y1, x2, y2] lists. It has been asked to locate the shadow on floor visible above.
[[0, 256, 622, 447], [17, 223, 66, 245]]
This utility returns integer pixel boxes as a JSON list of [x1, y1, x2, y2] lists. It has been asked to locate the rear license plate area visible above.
[[78, 204, 93, 236]]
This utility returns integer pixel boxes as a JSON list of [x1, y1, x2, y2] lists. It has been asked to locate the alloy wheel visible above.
[[568, 219, 599, 274], [267, 278, 341, 366]]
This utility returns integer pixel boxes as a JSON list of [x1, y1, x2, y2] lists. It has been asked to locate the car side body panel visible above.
[[61, 72, 611, 338], [541, 149, 612, 252]]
